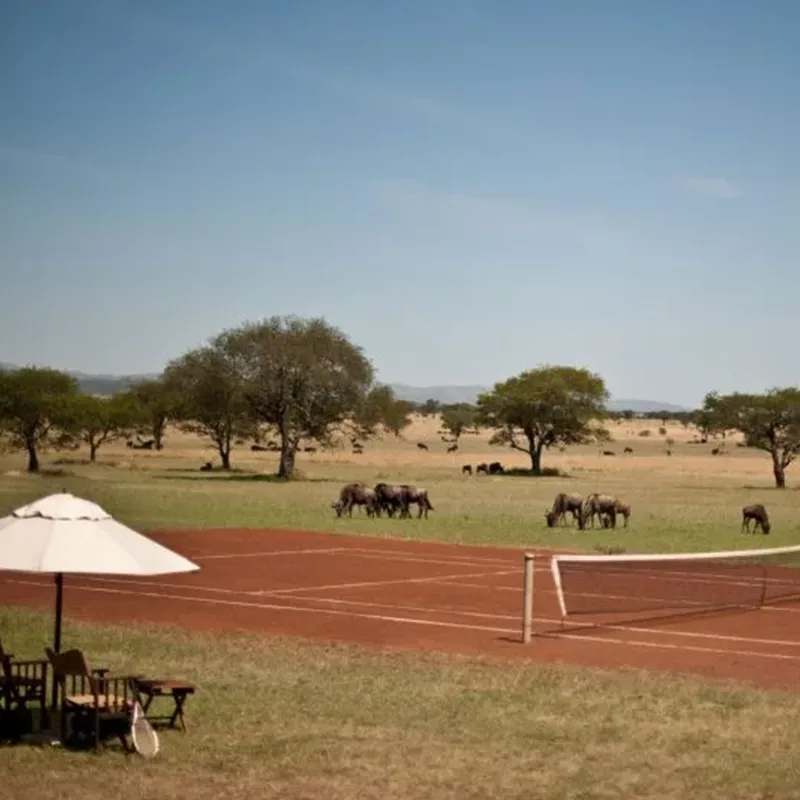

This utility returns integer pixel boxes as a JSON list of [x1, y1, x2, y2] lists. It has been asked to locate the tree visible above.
[[128, 377, 176, 450], [440, 404, 475, 444], [65, 392, 142, 461], [420, 398, 441, 416], [354, 385, 413, 440], [164, 339, 254, 469], [0, 366, 79, 472], [475, 365, 610, 473], [222, 315, 375, 479], [701, 389, 800, 488]]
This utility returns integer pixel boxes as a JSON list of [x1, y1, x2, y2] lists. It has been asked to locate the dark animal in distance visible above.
[[602, 450, 615, 457], [476, 461, 504, 475], [462, 464, 473, 475], [544, 492, 584, 528], [446, 444, 458, 453], [741, 504, 770, 535], [623, 447, 633, 454], [199, 462, 213, 472], [417, 443, 429, 451]]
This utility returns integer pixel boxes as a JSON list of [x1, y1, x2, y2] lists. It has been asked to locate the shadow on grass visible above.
[[156, 472, 333, 484], [493, 467, 569, 479]]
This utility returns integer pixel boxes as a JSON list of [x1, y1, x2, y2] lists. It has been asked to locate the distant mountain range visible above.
[[0, 364, 690, 412]]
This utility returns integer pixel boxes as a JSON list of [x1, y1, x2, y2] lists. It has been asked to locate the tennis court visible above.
[[3, 527, 800, 691]]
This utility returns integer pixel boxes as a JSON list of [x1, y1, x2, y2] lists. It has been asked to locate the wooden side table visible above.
[[133, 679, 196, 732]]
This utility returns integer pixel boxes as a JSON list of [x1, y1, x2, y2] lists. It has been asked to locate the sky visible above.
[[1, 0, 799, 408]]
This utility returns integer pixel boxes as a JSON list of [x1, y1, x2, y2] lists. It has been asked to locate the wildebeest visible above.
[[741, 503, 770, 535], [623, 447, 633, 454], [374, 483, 408, 517], [581, 493, 620, 529], [200, 462, 213, 472], [462, 464, 473, 475], [447, 444, 458, 453], [417, 443, 429, 451], [332, 483, 379, 518], [614, 499, 631, 528], [544, 492, 584, 528], [400, 485, 434, 518], [602, 450, 616, 456], [476, 461, 504, 475]]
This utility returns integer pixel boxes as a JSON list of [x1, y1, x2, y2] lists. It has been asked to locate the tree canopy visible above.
[[164, 339, 255, 469], [65, 392, 143, 461], [701, 389, 800, 488], [476, 365, 610, 473], [0, 366, 79, 472], [221, 315, 376, 478]]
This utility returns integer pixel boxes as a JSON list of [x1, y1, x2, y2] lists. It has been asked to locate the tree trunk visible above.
[[278, 444, 296, 479], [219, 445, 231, 470], [529, 445, 543, 474], [771, 450, 786, 488], [26, 440, 39, 473], [89, 441, 98, 462]]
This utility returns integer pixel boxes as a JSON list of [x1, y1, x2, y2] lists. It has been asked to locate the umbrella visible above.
[[0, 491, 199, 660]]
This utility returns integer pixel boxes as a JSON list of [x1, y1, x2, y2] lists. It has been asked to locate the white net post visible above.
[[522, 552, 535, 643]]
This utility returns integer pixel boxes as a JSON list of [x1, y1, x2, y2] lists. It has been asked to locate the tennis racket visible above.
[[130, 700, 160, 758]]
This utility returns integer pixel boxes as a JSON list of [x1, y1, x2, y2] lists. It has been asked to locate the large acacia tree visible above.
[[476, 365, 610, 473], [222, 315, 376, 478], [164, 338, 255, 470], [65, 392, 143, 461], [701, 389, 800, 488], [0, 366, 79, 472]]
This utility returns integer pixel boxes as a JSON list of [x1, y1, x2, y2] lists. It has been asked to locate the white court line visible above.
[[192, 547, 351, 561], [6, 577, 800, 664]]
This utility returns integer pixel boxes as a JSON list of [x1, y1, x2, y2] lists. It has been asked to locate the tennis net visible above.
[[550, 544, 800, 620]]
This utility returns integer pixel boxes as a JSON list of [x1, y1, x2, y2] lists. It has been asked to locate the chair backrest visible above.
[[46, 647, 101, 699]]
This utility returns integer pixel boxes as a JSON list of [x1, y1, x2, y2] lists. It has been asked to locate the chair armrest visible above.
[[10, 658, 47, 667]]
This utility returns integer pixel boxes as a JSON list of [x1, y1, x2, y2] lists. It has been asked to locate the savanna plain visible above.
[[2, 415, 800, 799]]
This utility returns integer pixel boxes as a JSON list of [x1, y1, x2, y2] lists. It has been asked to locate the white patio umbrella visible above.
[[0, 492, 200, 661]]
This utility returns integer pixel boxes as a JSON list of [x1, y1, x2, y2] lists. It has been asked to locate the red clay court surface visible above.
[[2, 527, 800, 691]]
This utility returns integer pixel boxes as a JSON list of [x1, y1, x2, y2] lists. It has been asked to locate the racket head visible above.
[[131, 701, 160, 758]]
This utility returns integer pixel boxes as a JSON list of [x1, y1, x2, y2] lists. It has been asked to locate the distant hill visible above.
[[388, 384, 690, 413], [0, 364, 690, 412]]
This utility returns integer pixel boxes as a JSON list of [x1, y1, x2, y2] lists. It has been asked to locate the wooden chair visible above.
[[0, 639, 49, 741], [45, 648, 139, 753]]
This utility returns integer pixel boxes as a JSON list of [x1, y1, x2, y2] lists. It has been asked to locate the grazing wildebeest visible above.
[[477, 461, 504, 475], [447, 444, 458, 453], [581, 493, 620, 528], [417, 442, 429, 451], [741, 504, 770, 535], [250, 444, 267, 452], [602, 450, 616, 456], [374, 483, 408, 518], [544, 492, 584, 528], [400, 485, 434, 518], [623, 447, 633, 454], [614, 499, 631, 528], [332, 483, 379, 518], [200, 462, 213, 472], [462, 464, 472, 475]]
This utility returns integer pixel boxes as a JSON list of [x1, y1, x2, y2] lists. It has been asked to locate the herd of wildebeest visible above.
[[330, 475, 773, 535]]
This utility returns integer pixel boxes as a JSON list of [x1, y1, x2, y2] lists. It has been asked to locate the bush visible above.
[[638, 429, 652, 437], [658, 426, 667, 436]]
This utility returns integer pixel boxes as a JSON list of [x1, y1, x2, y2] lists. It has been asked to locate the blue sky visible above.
[[1, 0, 798, 407]]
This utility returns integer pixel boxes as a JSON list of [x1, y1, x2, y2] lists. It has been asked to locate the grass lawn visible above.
[[1, 415, 800, 797], [2, 607, 800, 800]]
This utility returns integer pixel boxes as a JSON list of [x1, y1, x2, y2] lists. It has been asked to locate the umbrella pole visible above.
[[50, 573, 64, 712]]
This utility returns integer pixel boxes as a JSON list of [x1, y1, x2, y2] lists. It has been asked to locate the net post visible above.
[[522, 552, 535, 644]]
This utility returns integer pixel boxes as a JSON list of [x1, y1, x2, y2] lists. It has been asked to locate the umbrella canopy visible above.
[[0, 492, 200, 658], [0, 493, 199, 576]]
